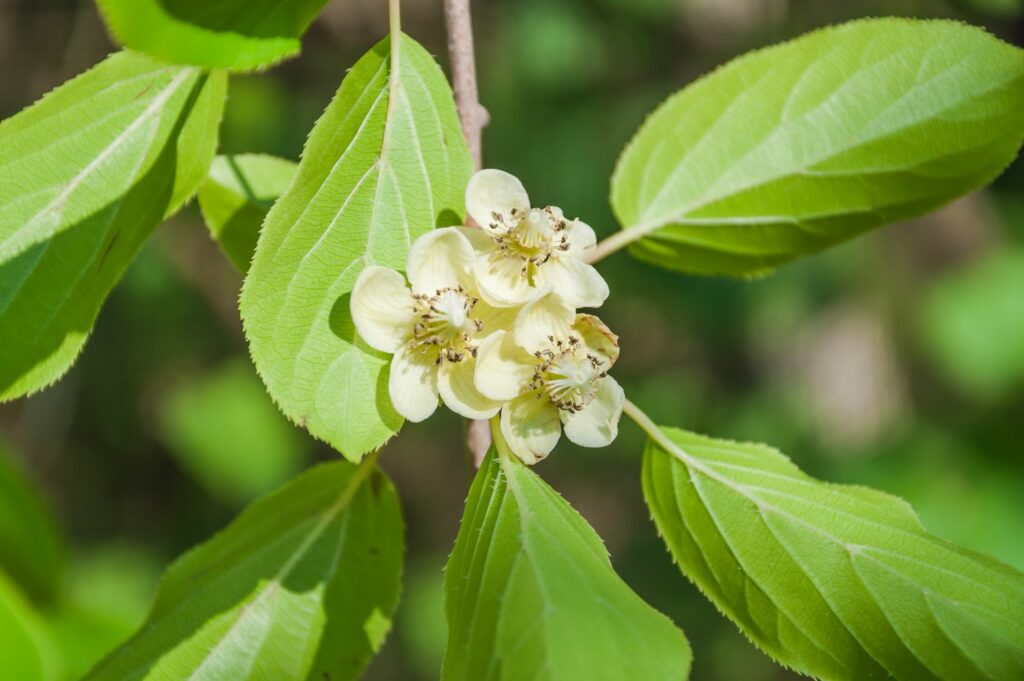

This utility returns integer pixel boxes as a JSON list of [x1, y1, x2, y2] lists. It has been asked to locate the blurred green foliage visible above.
[[1, 0, 1023, 679], [918, 249, 1024, 401], [0, 569, 59, 681], [0, 440, 63, 604], [157, 359, 309, 505], [47, 545, 159, 679]]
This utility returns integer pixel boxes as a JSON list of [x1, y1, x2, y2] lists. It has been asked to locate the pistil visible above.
[[411, 287, 483, 363]]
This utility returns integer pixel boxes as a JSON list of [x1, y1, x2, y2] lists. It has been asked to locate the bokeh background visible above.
[[2, 0, 1023, 679]]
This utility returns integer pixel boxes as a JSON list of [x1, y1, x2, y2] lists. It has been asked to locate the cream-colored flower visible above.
[[474, 291, 625, 464], [350, 228, 515, 423], [464, 169, 609, 309]]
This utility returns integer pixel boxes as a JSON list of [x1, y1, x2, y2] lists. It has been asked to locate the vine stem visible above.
[[442, 0, 492, 466], [622, 398, 668, 447], [622, 398, 705, 476], [585, 217, 665, 264], [389, 0, 401, 37], [444, 0, 487, 169]]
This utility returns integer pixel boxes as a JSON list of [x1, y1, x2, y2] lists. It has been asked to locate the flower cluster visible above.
[[351, 169, 623, 464]]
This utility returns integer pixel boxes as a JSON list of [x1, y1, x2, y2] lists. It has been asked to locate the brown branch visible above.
[[444, 0, 488, 169], [445, 0, 491, 466]]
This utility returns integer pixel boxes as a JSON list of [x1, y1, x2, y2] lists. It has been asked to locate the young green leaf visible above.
[[96, 0, 329, 71], [240, 35, 473, 462], [197, 155, 297, 273], [641, 425, 1024, 680], [444, 448, 692, 681], [0, 51, 226, 402], [0, 441, 63, 604], [609, 19, 1024, 276], [86, 458, 403, 681]]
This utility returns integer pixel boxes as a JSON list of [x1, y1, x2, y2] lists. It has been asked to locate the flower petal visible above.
[[572, 314, 620, 368], [474, 330, 535, 402], [514, 290, 575, 353], [458, 225, 494, 253], [406, 227, 475, 294], [500, 392, 561, 465], [466, 169, 530, 235], [543, 257, 609, 309], [350, 266, 414, 353], [473, 299, 518, 339], [474, 250, 537, 307], [561, 376, 625, 448], [437, 358, 502, 419], [563, 219, 597, 258], [388, 345, 439, 422]]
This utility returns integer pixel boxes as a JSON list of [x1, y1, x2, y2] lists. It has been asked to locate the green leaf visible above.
[[610, 19, 1024, 276], [917, 249, 1024, 401], [240, 35, 473, 461], [96, 0, 329, 71], [158, 358, 309, 504], [86, 458, 403, 681], [0, 570, 60, 681], [0, 440, 63, 604], [444, 447, 692, 680], [197, 154, 297, 273], [642, 425, 1024, 680], [0, 51, 226, 401]]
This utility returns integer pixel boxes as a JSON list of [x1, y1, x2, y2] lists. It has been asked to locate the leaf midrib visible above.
[[0, 68, 195, 260], [106, 460, 376, 680], [651, 432, 1023, 679], [623, 42, 1020, 241]]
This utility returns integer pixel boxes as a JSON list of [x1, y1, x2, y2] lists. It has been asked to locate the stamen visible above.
[[529, 334, 609, 412], [411, 287, 483, 363]]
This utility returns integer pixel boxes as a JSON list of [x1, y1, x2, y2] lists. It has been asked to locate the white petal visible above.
[[543, 257, 609, 309], [473, 299, 518, 338], [459, 225, 496, 253], [388, 345, 439, 422], [350, 266, 414, 353], [573, 314, 620, 368], [437, 358, 502, 419], [500, 392, 561, 465], [474, 330, 535, 402], [562, 376, 625, 448], [563, 219, 597, 258], [474, 250, 537, 307], [514, 290, 575, 353], [406, 227, 475, 294], [466, 169, 530, 236]]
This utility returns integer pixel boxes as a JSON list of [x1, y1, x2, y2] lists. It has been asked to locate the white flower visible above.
[[473, 291, 625, 464], [464, 169, 609, 309], [350, 228, 515, 423]]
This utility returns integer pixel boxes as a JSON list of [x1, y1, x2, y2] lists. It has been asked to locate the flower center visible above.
[[516, 209, 552, 249], [495, 207, 572, 283], [530, 335, 606, 412], [412, 287, 483, 363]]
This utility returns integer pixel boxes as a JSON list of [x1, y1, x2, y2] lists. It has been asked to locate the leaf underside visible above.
[[96, 0, 330, 71], [612, 18, 1024, 277], [643, 427, 1024, 680], [197, 154, 298, 273], [444, 450, 692, 681], [240, 34, 474, 462], [86, 461, 403, 681], [0, 51, 226, 401]]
